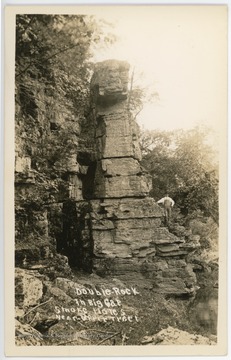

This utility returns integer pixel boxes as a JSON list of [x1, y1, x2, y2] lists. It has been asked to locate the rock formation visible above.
[[14, 59, 199, 297], [73, 60, 199, 296]]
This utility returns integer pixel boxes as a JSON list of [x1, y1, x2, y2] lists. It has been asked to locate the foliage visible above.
[[140, 126, 219, 224], [189, 217, 218, 251], [15, 14, 116, 206]]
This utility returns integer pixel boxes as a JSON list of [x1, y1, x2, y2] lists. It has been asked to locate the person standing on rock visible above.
[[157, 194, 175, 223]]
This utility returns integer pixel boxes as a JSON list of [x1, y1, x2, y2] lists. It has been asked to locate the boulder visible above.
[[44, 283, 73, 303], [91, 59, 130, 104], [15, 268, 43, 307], [141, 326, 216, 345], [15, 320, 43, 346]]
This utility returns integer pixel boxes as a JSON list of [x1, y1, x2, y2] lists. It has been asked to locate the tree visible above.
[[140, 129, 178, 197], [140, 126, 219, 224]]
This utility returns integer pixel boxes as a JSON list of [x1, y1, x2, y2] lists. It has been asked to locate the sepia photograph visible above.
[[4, 3, 228, 357]]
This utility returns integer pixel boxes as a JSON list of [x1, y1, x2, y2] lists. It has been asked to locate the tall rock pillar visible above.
[[80, 60, 198, 295], [91, 60, 152, 198]]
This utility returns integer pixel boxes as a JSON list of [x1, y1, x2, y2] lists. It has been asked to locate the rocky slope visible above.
[[15, 264, 217, 346]]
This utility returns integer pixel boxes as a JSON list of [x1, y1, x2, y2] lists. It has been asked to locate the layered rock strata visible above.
[[14, 59, 199, 297], [77, 60, 199, 295]]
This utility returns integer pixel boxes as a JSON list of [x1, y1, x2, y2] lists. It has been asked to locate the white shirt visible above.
[[157, 196, 175, 207]]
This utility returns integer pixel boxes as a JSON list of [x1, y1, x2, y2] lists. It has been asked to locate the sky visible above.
[[92, 5, 227, 133]]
